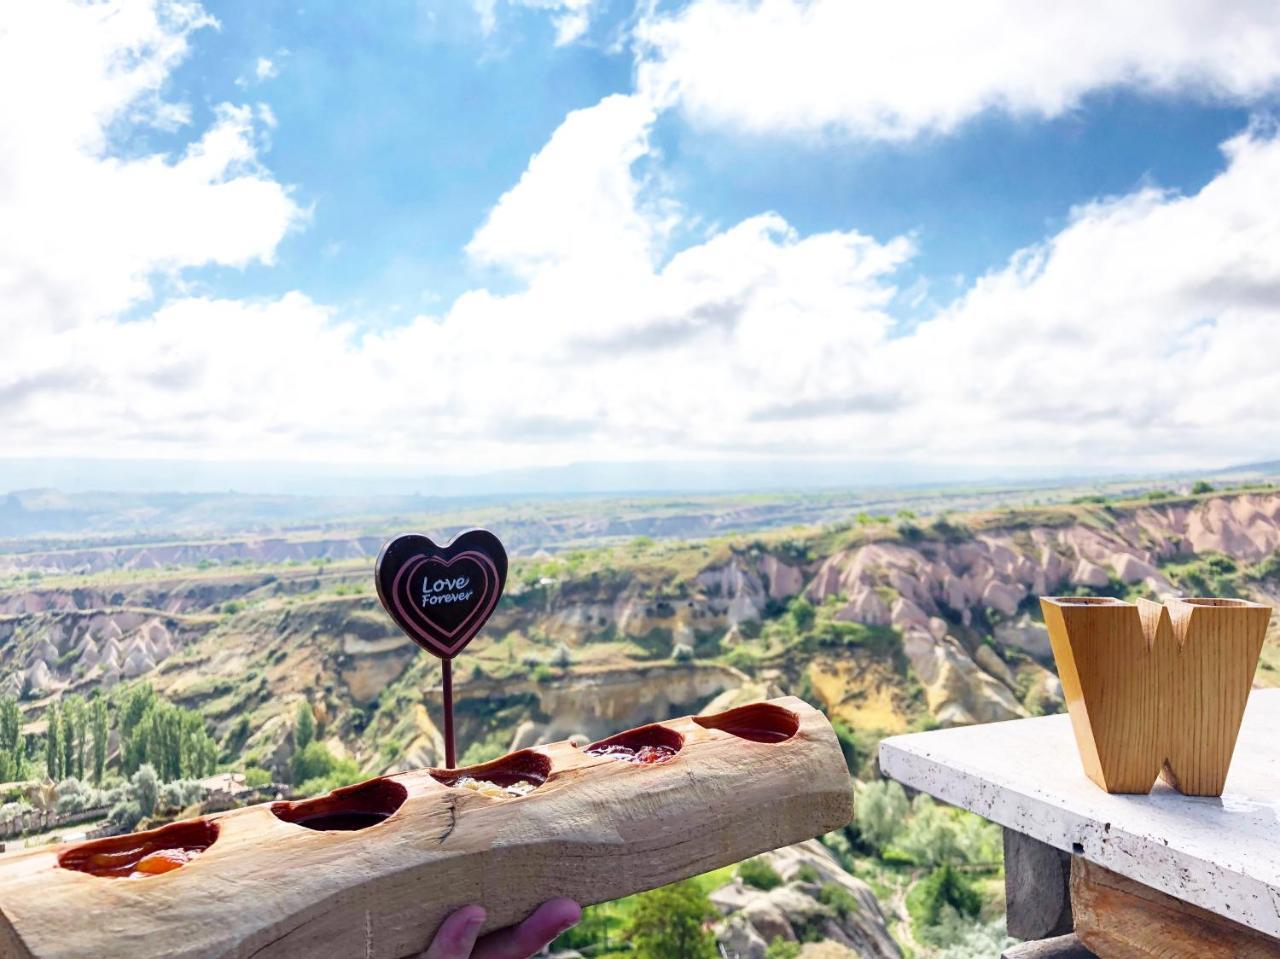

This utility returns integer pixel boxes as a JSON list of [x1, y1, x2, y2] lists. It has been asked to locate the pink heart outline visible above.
[[389, 550, 500, 658]]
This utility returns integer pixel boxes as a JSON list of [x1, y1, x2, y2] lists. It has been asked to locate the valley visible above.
[[1, 479, 1278, 955]]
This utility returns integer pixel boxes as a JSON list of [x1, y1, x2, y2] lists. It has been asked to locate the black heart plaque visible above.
[[375, 529, 508, 660]]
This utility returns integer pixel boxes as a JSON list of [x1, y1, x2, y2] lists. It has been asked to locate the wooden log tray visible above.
[[0, 697, 852, 959]]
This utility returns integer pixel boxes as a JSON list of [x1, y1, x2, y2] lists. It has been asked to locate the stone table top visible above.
[[879, 689, 1280, 936]]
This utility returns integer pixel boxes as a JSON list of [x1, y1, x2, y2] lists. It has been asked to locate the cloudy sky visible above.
[[3, 0, 1280, 482]]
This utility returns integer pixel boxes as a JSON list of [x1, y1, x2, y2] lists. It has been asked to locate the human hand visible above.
[[417, 899, 582, 959]]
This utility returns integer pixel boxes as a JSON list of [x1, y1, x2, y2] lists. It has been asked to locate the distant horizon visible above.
[[1, 453, 1271, 500]]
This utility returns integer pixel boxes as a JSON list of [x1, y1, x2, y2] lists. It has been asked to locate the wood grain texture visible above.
[[0, 697, 852, 959], [1041, 597, 1270, 795], [1071, 857, 1280, 958]]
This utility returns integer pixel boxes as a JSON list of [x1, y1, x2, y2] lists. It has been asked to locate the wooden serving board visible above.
[[0, 697, 852, 959]]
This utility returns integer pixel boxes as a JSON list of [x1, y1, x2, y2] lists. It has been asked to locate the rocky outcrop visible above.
[[464, 662, 748, 745], [712, 841, 899, 959]]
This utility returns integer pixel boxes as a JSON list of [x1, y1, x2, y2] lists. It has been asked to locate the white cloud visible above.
[[474, 0, 598, 45], [6, 1, 1280, 475], [0, 0, 300, 332], [255, 57, 277, 81], [636, 0, 1280, 139], [467, 94, 664, 279]]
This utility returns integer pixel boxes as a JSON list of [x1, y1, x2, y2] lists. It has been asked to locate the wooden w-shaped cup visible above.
[[1041, 596, 1272, 795]]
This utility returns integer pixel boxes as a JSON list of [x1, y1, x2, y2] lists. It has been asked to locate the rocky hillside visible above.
[[0, 489, 1277, 776]]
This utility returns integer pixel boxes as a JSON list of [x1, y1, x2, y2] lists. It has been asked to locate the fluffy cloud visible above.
[[6, 0, 1280, 474], [636, 0, 1280, 139], [0, 0, 300, 332]]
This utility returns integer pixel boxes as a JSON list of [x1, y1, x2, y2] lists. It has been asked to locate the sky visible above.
[[3, 0, 1280, 487]]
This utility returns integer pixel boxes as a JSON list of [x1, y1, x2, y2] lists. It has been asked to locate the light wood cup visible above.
[[0, 697, 852, 959], [1042, 596, 1271, 795]]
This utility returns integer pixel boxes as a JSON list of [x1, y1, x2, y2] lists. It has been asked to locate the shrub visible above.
[[907, 864, 982, 930], [294, 701, 315, 750], [672, 642, 695, 662], [795, 863, 820, 884], [1191, 480, 1215, 495], [460, 729, 509, 767], [291, 741, 342, 783], [108, 799, 142, 830], [787, 597, 816, 631], [243, 766, 272, 787], [818, 882, 859, 919], [854, 780, 909, 854], [531, 663, 555, 684], [550, 643, 574, 669], [766, 940, 801, 959], [738, 857, 783, 891], [158, 779, 207, 810], [132, 764, 158, 818], [626, 880, 716, 959]]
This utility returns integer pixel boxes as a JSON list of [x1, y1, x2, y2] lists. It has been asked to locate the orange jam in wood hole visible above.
[[432, 749, 551, 799], [585, 723, 683, 765], [59, 819, 218, 879]]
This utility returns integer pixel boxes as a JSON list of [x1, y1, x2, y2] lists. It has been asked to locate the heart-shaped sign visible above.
[[375, 529, 508, 660]]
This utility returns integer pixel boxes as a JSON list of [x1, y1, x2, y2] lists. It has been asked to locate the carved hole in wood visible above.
[[58, 818, 219, 878], [1179, 597, 1254, 607], [430, 749, 551, 797], [271, 777, 407, 831], [584, 723, 684, 764], [693, 702, 800, 743]]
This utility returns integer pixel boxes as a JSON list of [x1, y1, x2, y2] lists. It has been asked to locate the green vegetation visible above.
[[625, 880, 717, 959], [0, 697, 25, 783], [1161, 552, 1241, 597], [738, 857, 783, 891], [118, 685, 219, 781], [766, 940, 802, 959], [6, 478, 1280, 955], [907, 865, 982, 944], [290, 741, 362, 795], [294, 701, 315, 751]]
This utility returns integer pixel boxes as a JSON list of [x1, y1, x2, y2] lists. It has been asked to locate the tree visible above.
[[90, 697, 109, 784], [132, 763, 159, 818], [44, 703, 60, 780], [855, 779, 909, 853], [0, 696, 22, 782], [787, 597, 816, 631], [116, 686, 217, 781], [897, 795, 962, 867], [626, 880, 716, 959], [294, 700, 315, 751], [118, 684, 157, 774], [62, 695, 87, 780], [60, 703, 75, 781], [738, 858, 783, 891], [907, 864, 981, 929]]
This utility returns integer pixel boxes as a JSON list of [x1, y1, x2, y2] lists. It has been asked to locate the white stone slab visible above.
[[879, 689, 1280, 936]]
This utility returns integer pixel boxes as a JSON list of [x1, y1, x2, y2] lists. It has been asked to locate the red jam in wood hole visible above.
[[59, 819, 218, 879], [585, 723, 683, 765], [431, 749, 551, 799], [272, 777, 407, 831], [693, 703, 800, 743]]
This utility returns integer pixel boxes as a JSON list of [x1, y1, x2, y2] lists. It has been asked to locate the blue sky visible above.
[[166, 2, 1254, 324], [3, 0, 1280, 484]]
